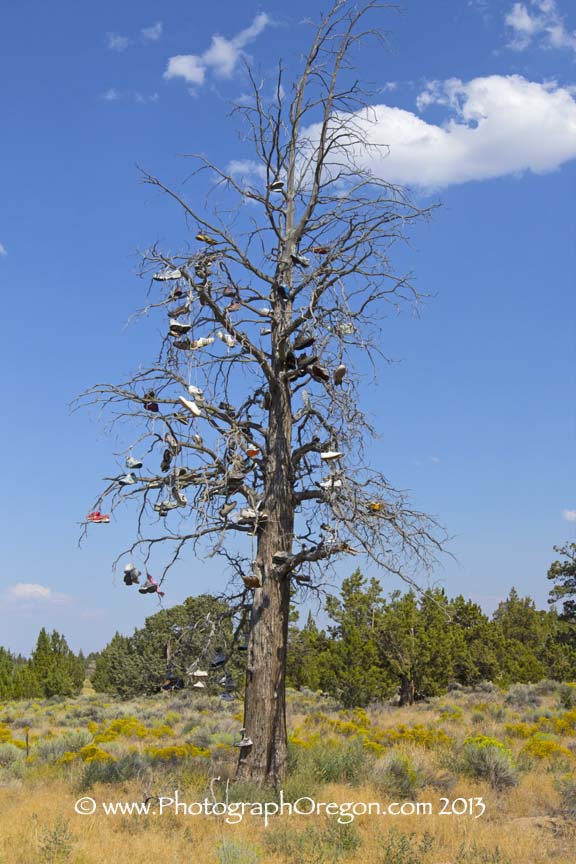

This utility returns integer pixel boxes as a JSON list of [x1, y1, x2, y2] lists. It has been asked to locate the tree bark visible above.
[[237, 329, 294, 785], [399, 674, 415, 706]]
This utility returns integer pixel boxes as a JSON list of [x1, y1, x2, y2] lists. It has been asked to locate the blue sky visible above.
[[1, 0, 575, 655]]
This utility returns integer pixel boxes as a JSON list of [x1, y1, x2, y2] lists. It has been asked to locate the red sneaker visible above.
[[87, 511, 110, 523]]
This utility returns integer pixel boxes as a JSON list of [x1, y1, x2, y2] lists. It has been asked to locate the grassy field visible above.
[[0, 681, 575, 863]]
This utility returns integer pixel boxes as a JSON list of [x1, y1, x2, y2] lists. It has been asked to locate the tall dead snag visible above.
[[78, 0, 446, 785]]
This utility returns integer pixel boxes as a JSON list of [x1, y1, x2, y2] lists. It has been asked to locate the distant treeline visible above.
[[2, 543, 576, 705]]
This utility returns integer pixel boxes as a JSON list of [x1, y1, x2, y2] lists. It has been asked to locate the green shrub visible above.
[[505, 684, 540, 708], [80, 751, 146, 790], [37, 817, 73, 864], [460, 737, 518, 791], [264, 821, 361, 864], [371, 752, 421, 799], [557, 773, 576, 818], [36, 730, 92, 762], [0, 742, 25, 768], [376, 829, 435, 864], [216, 839, 261, 864], [558, 684, 576, 710]]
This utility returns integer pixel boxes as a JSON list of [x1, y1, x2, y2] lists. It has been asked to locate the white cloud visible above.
[[563, 509, 576, 522], [5, 583, 70, 604], [100, 88, 158, 103], [505, 0, 576, 52], [302, 75, 576, 190], [0, 243, 6, 257], [106, 32, 130, 52], [164, 13, 270, 87], [101, 88, 121, 102], [227, 159, 267, 180], [141, 21, 163, 43]]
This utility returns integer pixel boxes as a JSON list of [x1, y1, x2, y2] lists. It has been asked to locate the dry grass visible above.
[[0, 685, 575, 863]]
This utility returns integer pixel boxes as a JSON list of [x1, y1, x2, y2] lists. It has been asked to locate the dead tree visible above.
[[77, 0, 446, 785]]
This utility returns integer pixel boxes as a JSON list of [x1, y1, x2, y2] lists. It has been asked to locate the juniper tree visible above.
[[78, 0, 445, 784]]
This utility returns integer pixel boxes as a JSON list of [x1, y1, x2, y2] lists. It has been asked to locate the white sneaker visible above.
[[154, 500, 179, 512], [191, 336, 215, 350], [178, 396, 202, 417], [187, 385, 203, 397], [320, 451, 343, 461], [153, 268, 182, 281], [259, 307, 272, 316], [192, 681, 206, 689], [169, 319, 191, 335], [319, 477, 343, 489], [334, 364, 347, 385], [118, 473, 136, 486], [269, 179, 284, 192], [125, 455, 143, 469], [217, 331, 237, 348], [336, 322, 355, 335]]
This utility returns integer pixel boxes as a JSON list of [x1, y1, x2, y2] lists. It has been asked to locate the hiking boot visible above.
[[164, 432, 181, 453], [293, 332, 315, 351], [242, 573, 262, 589], [125, 455, 143, 470], [123, 563, 141, 585], [173, 338, 192, 350], [296, 353, 318, 369], [171, 487, 187, 507], [219, 501, 237, 518], [311, 365, 330, 382], [211, 651, 227, 669], [178, 396, 202, 417], [196, 232, 218, 245], [138, 575, 163, 595], [168, 303, 190, 318], [333, 364, 347, 385], [272, 550, 291, 564]]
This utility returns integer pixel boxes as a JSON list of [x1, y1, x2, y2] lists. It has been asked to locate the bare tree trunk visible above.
[[399, 674, 415, 706], [237, 350, 294, 784]]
